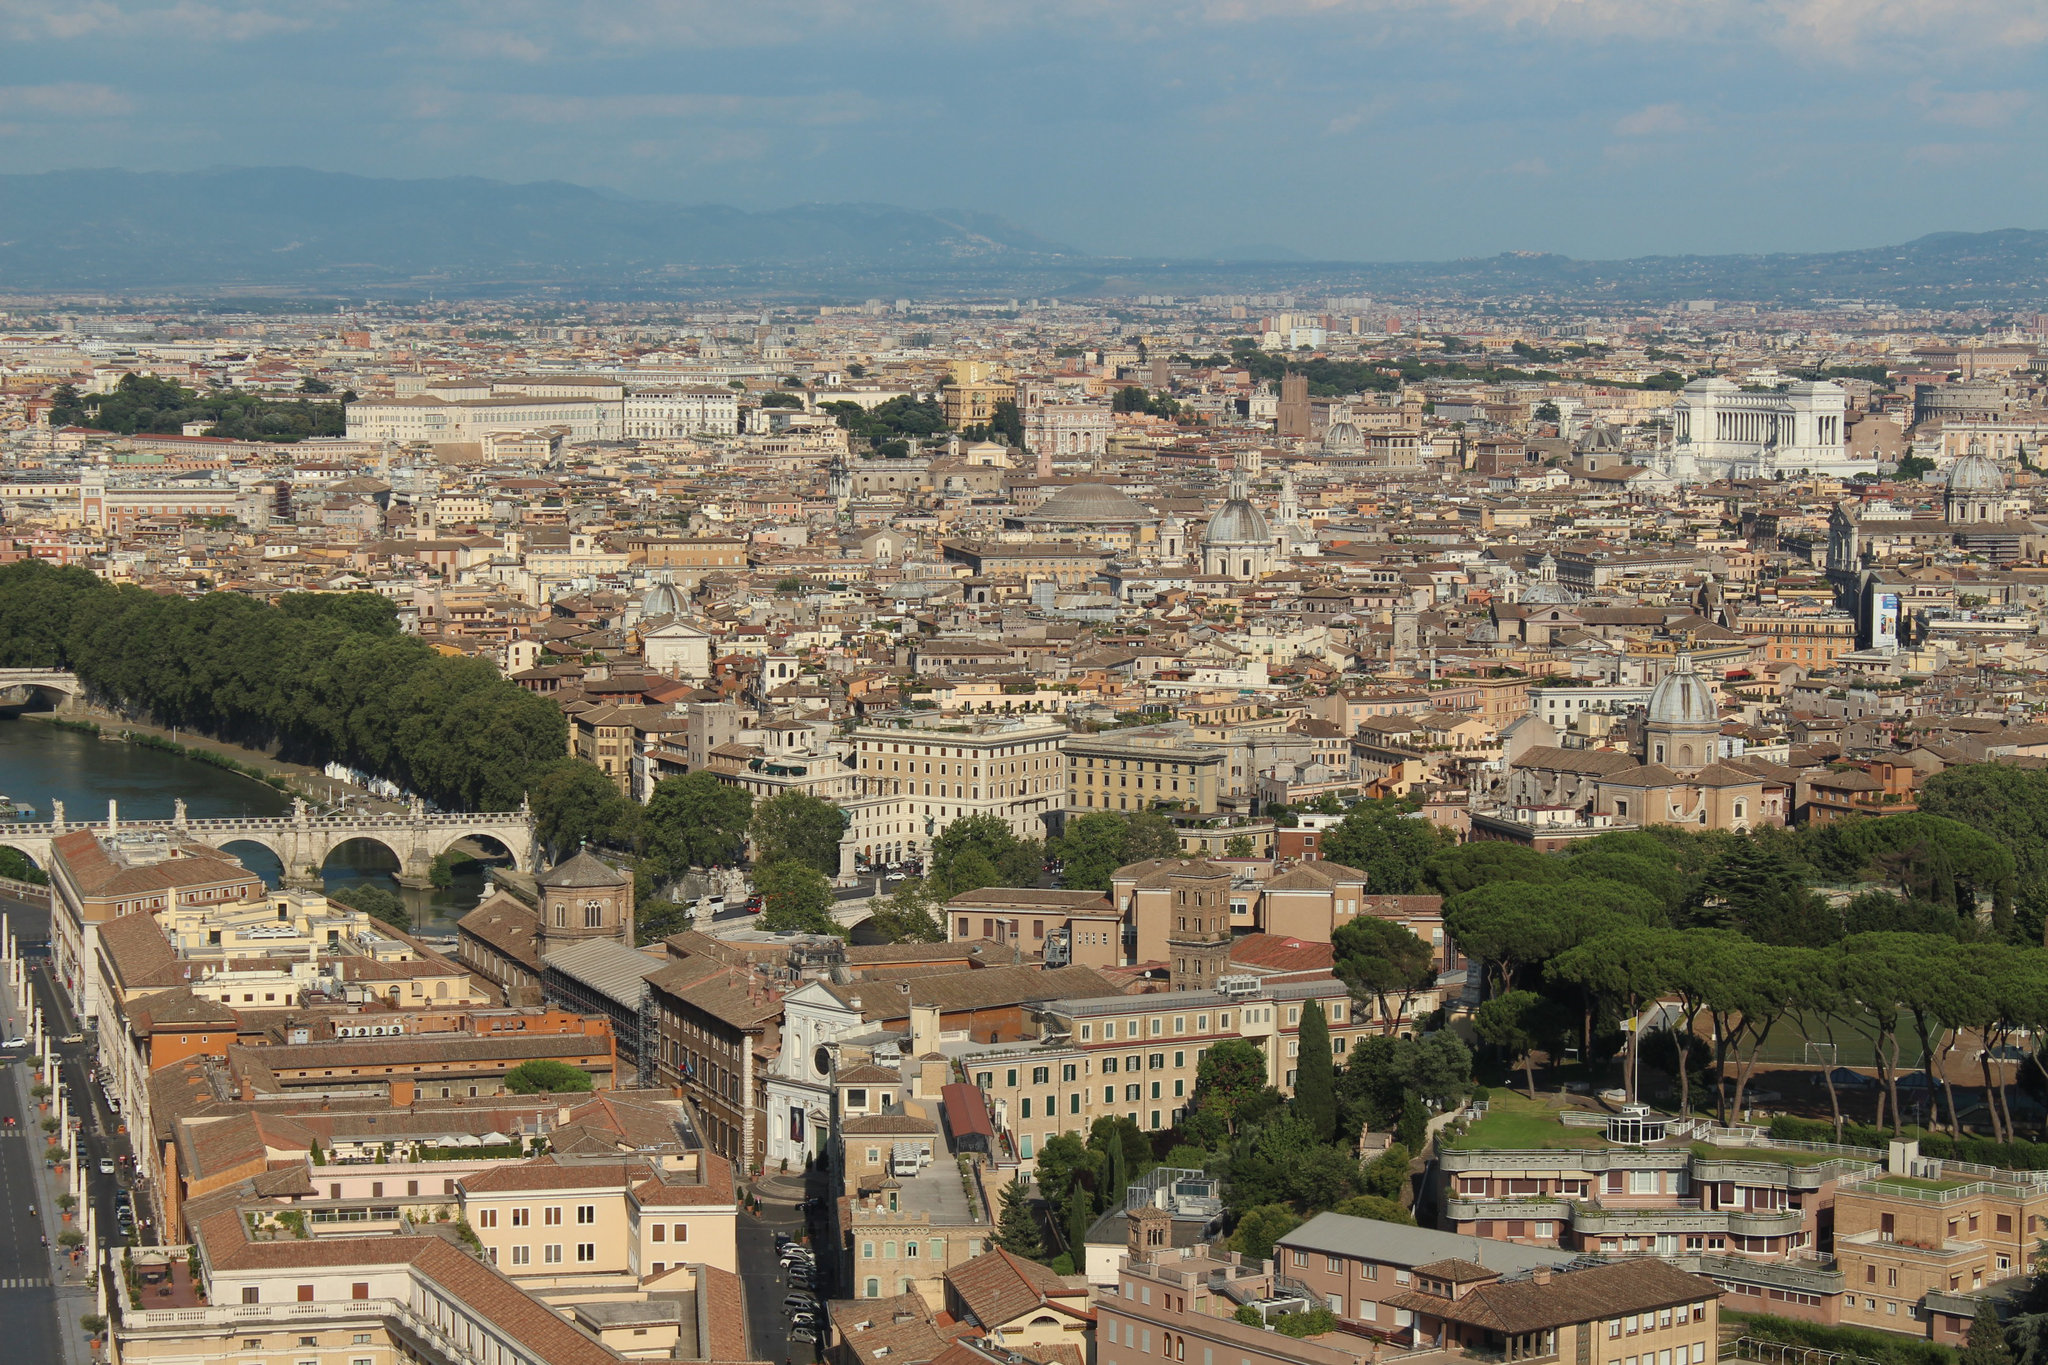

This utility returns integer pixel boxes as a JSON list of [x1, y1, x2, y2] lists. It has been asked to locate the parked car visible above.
[[790, 1328, 819, 1344], [782, 1294, 820, 1312]]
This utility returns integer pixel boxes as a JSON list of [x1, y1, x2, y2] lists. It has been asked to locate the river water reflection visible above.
[[0, 718, 495, 935]]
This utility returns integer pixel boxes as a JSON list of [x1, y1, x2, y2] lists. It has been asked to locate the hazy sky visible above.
[[4, 0, 2048, 261]]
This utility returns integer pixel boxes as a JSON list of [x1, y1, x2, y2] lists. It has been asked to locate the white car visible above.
[[98, 1158, 116, 1175], [0, 1037, 25, 1049]]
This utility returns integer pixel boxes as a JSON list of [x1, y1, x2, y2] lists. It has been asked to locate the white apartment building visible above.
[[346, 395, 616, 444], [623, 387, 741, 439]]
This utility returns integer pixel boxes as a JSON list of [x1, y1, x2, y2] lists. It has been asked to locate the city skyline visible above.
[[3, 0, 2048, 262]]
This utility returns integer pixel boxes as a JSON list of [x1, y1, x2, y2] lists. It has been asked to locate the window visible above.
[[578, 1204, 596, 1224], [544, 1244, 563, 1264], [577, 1244, 596, 1262], [242, 1288, 261, 1305], [511, 1246, 530, 1265], [511, 1207, 530, 1227], [478, 1208, 498, 1228], [544, 1207, 563, 1226], [653, 1225, 666, 1243], [297, 1285, 314, 1302]]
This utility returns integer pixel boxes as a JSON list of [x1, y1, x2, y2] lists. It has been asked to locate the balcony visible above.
[[1444, 1197, 1573, 1223]]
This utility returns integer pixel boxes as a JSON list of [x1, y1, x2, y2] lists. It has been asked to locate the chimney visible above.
[[1530, 1267, 1552, 1285], [557, 1105, 573, 1126], [107, 799, 118, 835]]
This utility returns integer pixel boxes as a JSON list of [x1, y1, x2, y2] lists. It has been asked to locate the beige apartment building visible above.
[[1064, 731, 1226, 814], [458, 1151, 739, 1290], [959, 975, 1360, 1159], [844, 718, 1068, 866]]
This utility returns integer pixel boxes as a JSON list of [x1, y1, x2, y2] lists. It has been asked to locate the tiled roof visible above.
[[944, 1247, 1089, 1330], [1386, 1257, 1717, 1334]]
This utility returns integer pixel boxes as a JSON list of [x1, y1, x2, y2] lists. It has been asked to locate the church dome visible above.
[[1523, 552, 1571, 605], [641, 577, 681, 619], [1323, 421, 1362, 451], [1646, 653, 1717, 727], [1946, 452, 2006, 495], [1030, 482, 1149, 523], [1201, 496, 1270, 547]]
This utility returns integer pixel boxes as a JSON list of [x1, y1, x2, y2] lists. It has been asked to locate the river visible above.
[[0, 717, 498, 935]]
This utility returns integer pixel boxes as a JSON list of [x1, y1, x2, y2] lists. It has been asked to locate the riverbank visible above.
[[21, 707, 402, 817]]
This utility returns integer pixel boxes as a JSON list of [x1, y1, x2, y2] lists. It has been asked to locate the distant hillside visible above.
[[0, 167, 2043, 304], [0, 167, 1077, 292]]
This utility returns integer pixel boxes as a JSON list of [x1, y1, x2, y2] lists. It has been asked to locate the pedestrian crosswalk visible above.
[[0, 1278, 48, 1288]]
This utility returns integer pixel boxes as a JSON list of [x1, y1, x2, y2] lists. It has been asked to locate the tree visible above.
[[329, 882, 409, 930], [1052, 810, 1181, 890], [750, 791, 845, 876], [1397, 1094, 1429, 1152], [1035, 1132, 1103, 1232], [1961, 1304, 2014, 1365], [756, 860, 842, 936], [929, 813, 1041, 896], [1446, 878, 1656, 994], [1917, 763, 2048, 943], [1332, 1194, 1414, 1226], [503, 1060, 593, 1094], [1225, 834, 1257, 858], [870, 878, 946, 943], [1295, 1000, 1336, 1141], [1332, 915, 1436, 1029], [641, 772, 752, 880], [1533, 400, 1561, 423], [634, 899, 693, 946], [1474, 991, 1569, 1097], [1317, 799, 1449, 893], [1193, 1039, 1270, 1136], [0, 847, 46, 885], [997, 1176, 1045, 1259], [1360, 1142, 1411, 1200], [1423, 841, 1565, 897], [1228, 1204, 1302, 1262]]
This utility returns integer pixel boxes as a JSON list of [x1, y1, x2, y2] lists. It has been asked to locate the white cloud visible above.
[[0, 83, 134, 116], [1907, 84, 2030, 129], [1614, 102, 1691, 136]]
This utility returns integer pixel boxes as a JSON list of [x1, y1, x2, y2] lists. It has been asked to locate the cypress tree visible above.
[[1067, 1182, 1093, 1264], [1107, 1134, 1129, 1215], [998, 1176, 1045, 1259], [1296, 999, 1336, 1141]]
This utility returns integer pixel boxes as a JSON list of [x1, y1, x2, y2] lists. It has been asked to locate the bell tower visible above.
[[1164, 862, 1235, 992]]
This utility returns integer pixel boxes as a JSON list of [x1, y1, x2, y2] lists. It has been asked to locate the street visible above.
[[2, 891, 140, 1277]]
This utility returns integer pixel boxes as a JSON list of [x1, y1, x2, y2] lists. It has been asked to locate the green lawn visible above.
[[1450, 1092, 1608, 1150], [1690, 1143, 1875, 1168], [1866, 1175, 1971, 1193]]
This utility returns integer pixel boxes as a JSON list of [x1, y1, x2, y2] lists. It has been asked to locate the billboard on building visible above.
[[1872, 592, 1901, 651]]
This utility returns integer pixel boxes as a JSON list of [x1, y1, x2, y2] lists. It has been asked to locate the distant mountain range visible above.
[[1, 166, 2045, 305]]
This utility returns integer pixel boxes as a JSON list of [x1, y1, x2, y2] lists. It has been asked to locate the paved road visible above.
[[0, 894, 68, 1365], [2, 891, 142, 1260], [739, 1200, 822, 1365]]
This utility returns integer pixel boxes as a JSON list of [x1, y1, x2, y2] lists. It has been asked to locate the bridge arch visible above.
[[317, 834, 409, 887], [217, 838, 288, 887], [0, 841, 45, 874], [427, 829, 530, 875]]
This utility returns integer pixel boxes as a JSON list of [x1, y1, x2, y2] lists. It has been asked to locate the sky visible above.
[[3, 0, 2048, 262]]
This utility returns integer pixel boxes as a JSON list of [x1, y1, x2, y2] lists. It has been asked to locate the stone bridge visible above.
[[0, 669, 83, 710], [0, 798, 536, 888]]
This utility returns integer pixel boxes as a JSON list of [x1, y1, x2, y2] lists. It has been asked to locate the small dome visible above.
[[1647, 653, 1717, 727], [1524, 553, 1571, 605], [1946, 452, 2006, 495], [1323, 421, 1362, 451], [642, 578, 681, 619], [1030, 482, 1149, 524], [539, 848, 629, 889], [1201, 497, 1270, 547]]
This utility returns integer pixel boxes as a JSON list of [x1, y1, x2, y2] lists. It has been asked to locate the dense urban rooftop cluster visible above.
[[8, 288, 2048, 1365]]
